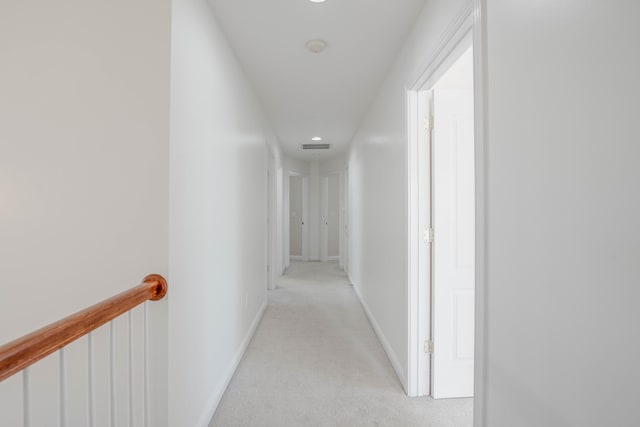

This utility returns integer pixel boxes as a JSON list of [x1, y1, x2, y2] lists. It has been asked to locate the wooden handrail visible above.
[[0, 274, 167, 382]]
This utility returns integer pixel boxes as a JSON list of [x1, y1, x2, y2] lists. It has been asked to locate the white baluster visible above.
[[59, 348, 67, 427], [128, 311, 134, 427], [143, 302, 149, 427], [88, 333, 95, 427], [23, 368, 30, 427], [110, 321, 116, 427]]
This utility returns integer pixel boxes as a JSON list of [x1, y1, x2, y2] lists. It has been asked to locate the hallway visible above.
[[210, 262, 472, 427]]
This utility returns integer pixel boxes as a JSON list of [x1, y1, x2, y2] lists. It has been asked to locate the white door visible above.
[[289, 175, 304, 259], [431, 87, 475, 399], [343, 170, 349, 273], [321, 176, 329, 262]]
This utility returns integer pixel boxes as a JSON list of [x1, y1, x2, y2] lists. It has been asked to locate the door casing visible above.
[[406, 3, 486, 417]]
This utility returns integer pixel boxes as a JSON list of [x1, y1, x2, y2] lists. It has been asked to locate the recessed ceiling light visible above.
[[308, 0, 327, 3], [312, 136, 322, 141]]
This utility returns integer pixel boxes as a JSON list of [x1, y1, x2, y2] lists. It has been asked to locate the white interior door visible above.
[[327, 174, 340, 261], [289, 175, 304, 259], [342, 170, 349, 273], [431, 86, 475, 399], [321, 176, 329, 262]]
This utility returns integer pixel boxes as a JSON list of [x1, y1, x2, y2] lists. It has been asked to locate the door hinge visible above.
[[423, 227, 434, 243], [424, 115, 434, 131], [424, 340, 434, 354]]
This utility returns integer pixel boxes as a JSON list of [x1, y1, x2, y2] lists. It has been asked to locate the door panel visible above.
[[432, 87, 475, 399], [327, 174, 340, 258], [289, 176, 303, 257]]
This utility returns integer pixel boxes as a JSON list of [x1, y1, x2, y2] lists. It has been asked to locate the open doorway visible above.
[[408, 38, 476, 400]]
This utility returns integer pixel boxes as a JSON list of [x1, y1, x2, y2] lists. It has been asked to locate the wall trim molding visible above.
[[353, 285, 408, 393], [472, 0, 487, 424], [408, 0, 474, 90], [197, 301, 267, 427]]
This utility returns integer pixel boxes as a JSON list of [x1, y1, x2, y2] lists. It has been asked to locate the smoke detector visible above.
[[306, 39, 328, 54]]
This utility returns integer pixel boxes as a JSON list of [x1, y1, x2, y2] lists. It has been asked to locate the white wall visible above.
[[481, 1, 640, 425], [169, 0, 281, 425], [0, 0, 171, 424], [346, 0, 469, 390], [320, 155, 347, 176]]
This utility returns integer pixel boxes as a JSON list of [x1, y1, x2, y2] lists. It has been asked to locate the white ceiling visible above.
[[209, 0, 427, 161]]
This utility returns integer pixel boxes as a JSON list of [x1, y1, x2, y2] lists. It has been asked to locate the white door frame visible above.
[[406, 2, 485, 422], [285, 172, 309, 263]]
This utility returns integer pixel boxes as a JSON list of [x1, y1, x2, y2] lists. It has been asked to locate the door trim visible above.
[[406, 2, 486, 419]]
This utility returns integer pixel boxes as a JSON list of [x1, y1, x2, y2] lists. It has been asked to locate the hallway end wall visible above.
[[169, 0, 282, 425], [284, 155, 348, 266], [346, 0, 470, 391]]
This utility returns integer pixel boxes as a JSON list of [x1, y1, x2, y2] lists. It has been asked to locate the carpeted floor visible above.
[[209, 261, 472, 427]]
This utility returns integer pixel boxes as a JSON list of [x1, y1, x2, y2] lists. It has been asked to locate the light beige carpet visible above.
[[209, 261, 472, 427]]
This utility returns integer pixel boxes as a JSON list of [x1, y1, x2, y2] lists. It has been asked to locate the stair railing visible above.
[[0, 275, 167, 382], [0, 274, 167, 426]]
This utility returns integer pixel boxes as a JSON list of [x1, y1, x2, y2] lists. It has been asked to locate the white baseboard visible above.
[[327, 256, 339, 261], [352, 284, 408, 393], [290, 256, 303, 261], [197, 301, 267, 427]]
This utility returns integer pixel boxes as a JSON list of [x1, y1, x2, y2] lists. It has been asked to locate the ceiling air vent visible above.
[[302, 144, 331, 150]]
